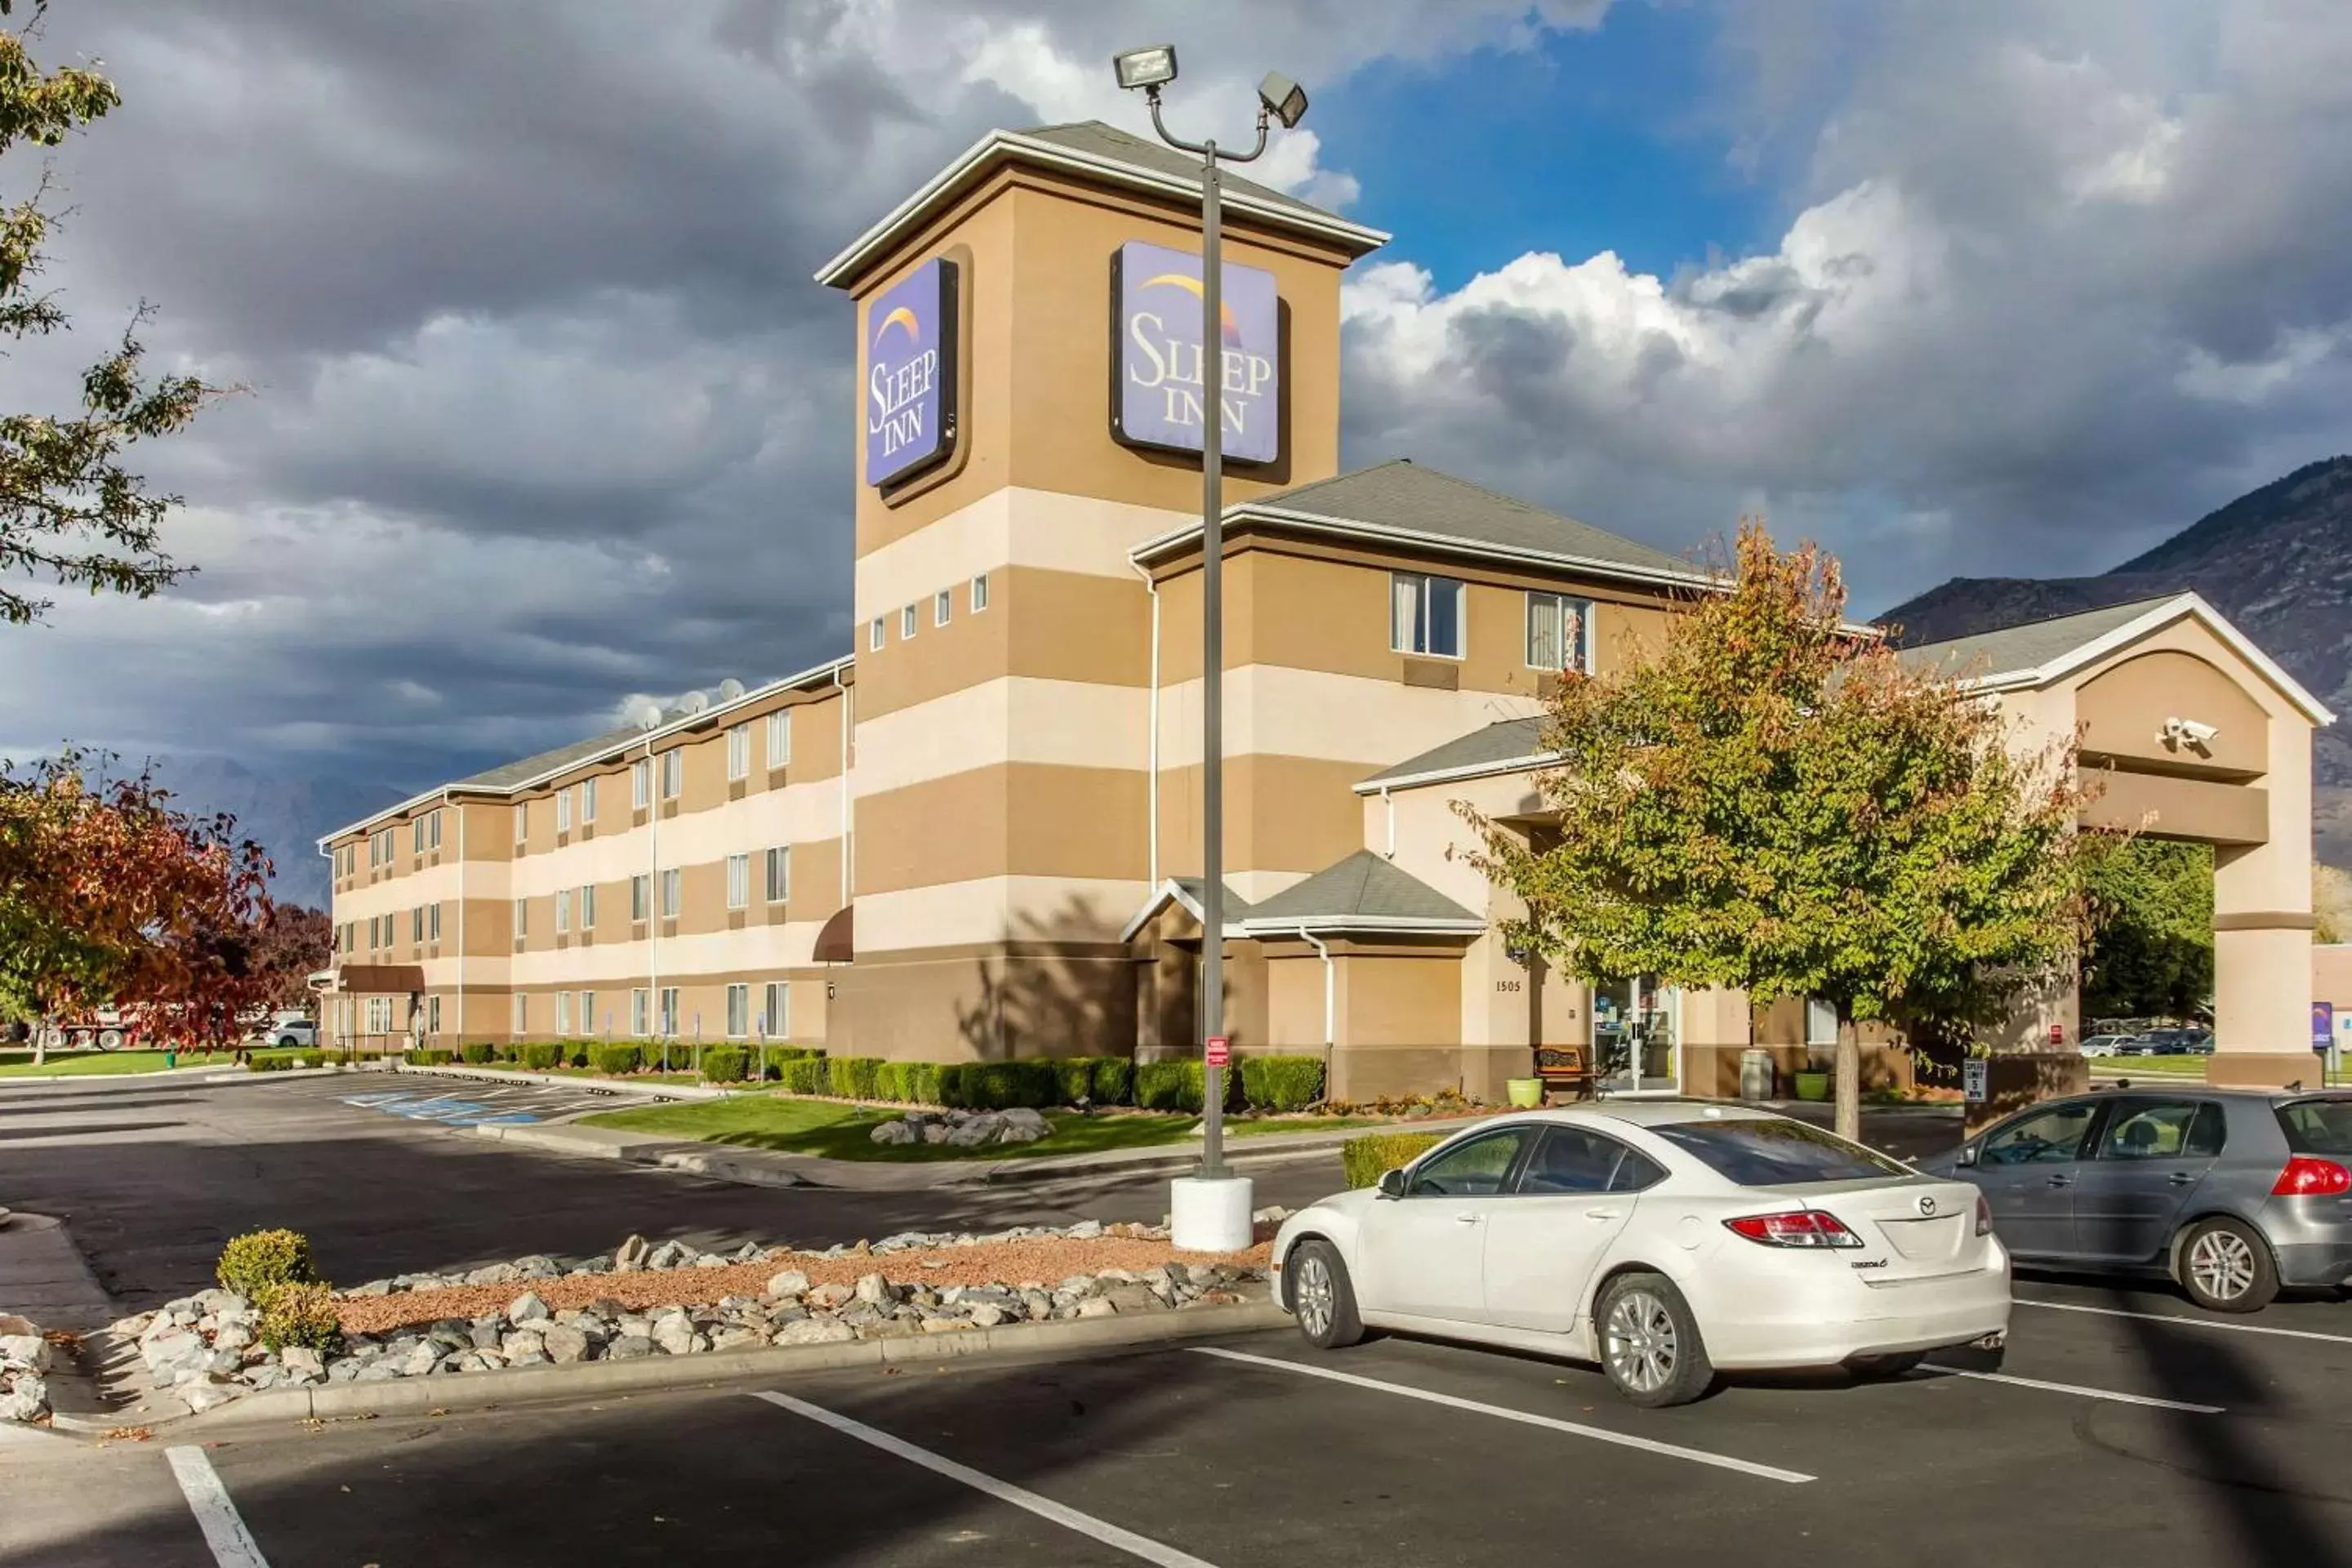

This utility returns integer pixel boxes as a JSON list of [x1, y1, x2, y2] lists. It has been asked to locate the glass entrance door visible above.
[[1593, 976, 1680, 1094]]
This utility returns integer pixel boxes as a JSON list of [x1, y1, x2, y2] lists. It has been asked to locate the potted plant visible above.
[[1506, 1076, 1544, 1108], [1794, 1068, 1830, 1101]]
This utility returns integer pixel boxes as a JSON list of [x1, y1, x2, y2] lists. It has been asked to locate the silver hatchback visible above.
[[1919, 1087, 2352, 1312]]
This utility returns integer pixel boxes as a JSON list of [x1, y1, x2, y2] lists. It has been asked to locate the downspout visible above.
[[454, 795, 465, 1055], [835, 666, 850, 903], [1381, 786, 1395, 859], [1126, 558, 1161, 888], [1296, 923, 1334, 1092], [644, 733, 659, 1043], [317, 840, 340, 1058]]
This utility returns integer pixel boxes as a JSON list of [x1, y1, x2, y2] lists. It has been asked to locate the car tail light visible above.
[[1724, 1210, 1862, 1249], [2273, 1156, 2352, 1196], [1976, 1194, 1993, 1237]]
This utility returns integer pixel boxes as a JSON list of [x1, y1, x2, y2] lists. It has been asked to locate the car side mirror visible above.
[[1376, 1168, 1408, 1200], [1957, 1143, 1980, 1169]]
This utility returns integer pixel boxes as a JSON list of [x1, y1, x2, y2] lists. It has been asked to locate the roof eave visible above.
[[1240, 915, 1487, 936], [814, 129, 1389, 291], [1355, 752, 1561, 795]]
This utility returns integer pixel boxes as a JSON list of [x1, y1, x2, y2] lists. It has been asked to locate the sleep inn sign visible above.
[[865, 256, 959, 488], [1112, 239, 1281, 465]]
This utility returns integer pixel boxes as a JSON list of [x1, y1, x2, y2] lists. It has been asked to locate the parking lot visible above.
[[9, 1263, 2352, 1567]]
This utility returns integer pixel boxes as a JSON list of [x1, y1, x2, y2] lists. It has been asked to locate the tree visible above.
[[1464, 521, 2104, 1138], [2081, 839, 2213, 1021], [2317, 863, 2352, 947], [250, 903, 331, 1013], [0, 2, 220, 626]]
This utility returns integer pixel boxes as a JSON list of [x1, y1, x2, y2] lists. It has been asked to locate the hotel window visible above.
[[429, 809, 443, 849], [868, 616, 885, 651], [579, 991, 596, 1035], [512, 993, 528, 1035], [660, 748, 683, 800], [766, 710, 791, 768], [555, 788, 572, 833], [555, 887, 572, 933], [1390, 572, 1465, 659], [934, 589, 952, 627], [660, 867, 681, 920], [630, 873, 651, 922], [514, 899, 528, 939], [426, 996, 442, 1034], [900, 604, 918, 639], [555, 991, 573, 1034], [631, 989, 649, 1037], [513, 804, 527, 845], [726, 983, 749, 1039], [726, 853, 750, 910], [580, 777, 596, 824], [412, 817, 425, 854], [632, 757, 651, 809], [658, 987, 679, 1038], [970, 572, 991, 612], [727, 723, 751, 782], [411, 906, 424, 942], [1806, 999, 1840, 1049], [764, 982, 789, 1040], [1525, 593, 1592, 673], [765, 845, 791, 904], [579, 884, 596, 930], [429, 903, 442, 942]]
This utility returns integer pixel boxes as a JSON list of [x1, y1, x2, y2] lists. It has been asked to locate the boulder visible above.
[[0, 1313, 39, 1338], [853, 1272, 895, 1306], [996, 1107, 1051, 1143], [646, 1240, 693, 1271], [944, 1113, 1005, 1147], [613, 1234, 648, 1272], [807, 1281, 854, 1310], [1075, 1297, 1118, 1319], [1065, 1219, 1104, 1240], [514, 1254, 561, 1279], [140, 1325, 204, 1374], [869, 1119, 918, 1147], [280, 1347, 325, 1383], [0, 1335, 51, 1374], [1102, 1285, 1166, 1315], [606, 1334, 657, 1361], [772, 1317, 856, 1347], [464, 1262, 522, 1287], [399, 1340, 446, 1377], [708, 1326, 764, 1352], [539, 1324, 590, 1365], [651, 1316, 697, 1356], [920, 1316, 975, 1334], [0, 1373, 47, 1422], [966, 1303, 1008, 1330], [922, 1121, 953, 1143], [499, 1330, 546, 1361], [178, 1378, 243, 1415], [507, 1291, 551, 1323], [764, 1268, 811, 1300]]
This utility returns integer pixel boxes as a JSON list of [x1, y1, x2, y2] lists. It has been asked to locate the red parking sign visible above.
[[1205, 1036, 1230, 1068]]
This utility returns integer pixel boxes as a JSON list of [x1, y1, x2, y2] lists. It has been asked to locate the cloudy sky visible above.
[[4, 0, 2350, 794]]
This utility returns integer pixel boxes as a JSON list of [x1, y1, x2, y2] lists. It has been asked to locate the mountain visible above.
[[1878, 457, 2352, 866], [148, 756, 405, 910]]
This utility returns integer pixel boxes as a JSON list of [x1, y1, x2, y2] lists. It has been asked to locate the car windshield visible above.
[[1649, 1117, 1909, 1185], [2276, 1098, 2352, 1156]]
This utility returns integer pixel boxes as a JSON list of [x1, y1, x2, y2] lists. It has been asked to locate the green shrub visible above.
[[782, 1057, 829, 1094], [1052, 1058, 1097, 1105], [1137, 1059, 1243, 1112], [461, 1042, 495, 1064], [1241, 1054, 1325, 1113], [702, 1045, 750, 1084], [567, 1040, 593, 1068], [257, 1280, 342, 1356], [871, 1061, 909, 1101], [217, 1228, 319, 1301], [590, 1042, 642, 1076], [938, 1060, 1058, 1110], [521, 1041, 562, 1071], [405, 1048, 454, 1067], [905, 1061, 943, 1105], [1091, 1056, 1134, 1106], [247, 1052, 292, 1072], [299, 1050, 327, 1071], [827, 1056, 883, 1099], [1340, 1131, 1446, 1190]]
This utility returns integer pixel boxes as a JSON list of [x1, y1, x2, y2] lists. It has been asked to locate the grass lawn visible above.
[[577, 1096, 1393, 1162], [0, 1049, 220, 1077], [2089, 1054, 2207, 1078]]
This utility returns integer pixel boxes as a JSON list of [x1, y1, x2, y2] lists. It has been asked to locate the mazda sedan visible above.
[[1271, 1104, 2011, 1407]]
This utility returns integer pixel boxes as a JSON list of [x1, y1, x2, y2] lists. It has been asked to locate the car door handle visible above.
[[1452, 1214, 1483, 1225], [1586, 1209, 1622, 1222], [2167, 1172, 2198, 1187], [2046, 1174, 2074, 1188]]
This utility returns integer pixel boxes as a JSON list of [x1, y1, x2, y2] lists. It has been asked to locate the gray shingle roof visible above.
[[1357, 718, 1549, 790], [1896, 595, 2182, 682], [1237, 461, 1707, 581], [1245, 850, 1480, 928], [1021, 122, 1339, 226], [1168, 876, 1254, 923], [449, 726, 647, 791]]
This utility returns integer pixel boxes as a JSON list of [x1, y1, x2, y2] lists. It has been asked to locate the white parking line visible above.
[[1916, 1366, 2223, 1414], [1190, 1347, 1815, 1484], [2018, 1295, 2352, 1346], [165, 1446, 270, 1567], [747, 1390, 1220, 1566]]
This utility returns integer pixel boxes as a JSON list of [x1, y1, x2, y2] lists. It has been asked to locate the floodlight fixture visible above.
[[1113, 44, 1178, 92], [1258, 71, 1308, 128]]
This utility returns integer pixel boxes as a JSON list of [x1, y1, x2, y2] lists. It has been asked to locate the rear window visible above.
[[2275, 1098, 2352, 1155], [1650, 1118, 1910, 1186]]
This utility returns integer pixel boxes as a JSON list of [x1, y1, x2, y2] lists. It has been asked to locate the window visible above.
[[513, 804, 527, 845], [579, 884, 595, 930], [970, 572, 991, 612], [658, 987, 679, 1038], [1390, 572, 1465, 658], [660, 867, 680, 920], [660, 749, 683, 800], [555, 888, 572, 933], [900, 604, 918, 639], [726, 983, 749, 1038], [579, 991, 596, 1036], [631, 989, 650, 1037], [1978, 1100, 2099, 1168], [366, 996, 391, 1035], [555, 789, 572, 833], [1653, 1119, 1909, 1185], [429, 808, 443, 849], [411, 906, 423, 942], [427, 996, 441, 1034], [934, 589, 952, 627], [1525, 592, 1592, 673], [580, 777, 596, 825], [412, 817, 425, 854], [429, 903, 441, 942], [1407, 1129, 1537, 1196], [765, 845, 791, 904], [1806, 1000, 1839, 1049], [764, 981, 789, 1040], [555, 991, 573, 1034], [727, 853, 750, 910], [2098, 1099, 2225, 1160], [727, 724, 751, 782], [1517, 1127, 1666, 1195], [766, 711, 791, 768], [630, 873, 651, 922], [869, 617, 886, 651], [512, 993, 528, 1035], [513, 900, 528, 939], [2278, 1099, 2352, 1155], [632, 757, 651, 810]]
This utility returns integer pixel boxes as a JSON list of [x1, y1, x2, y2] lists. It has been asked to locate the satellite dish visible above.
[[717, 677, 745, 702], [680, 690, 710, 715], [630, 699, 663, 731]]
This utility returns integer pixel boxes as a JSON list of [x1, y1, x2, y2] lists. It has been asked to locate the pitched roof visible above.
[[1242, 850, 1481, 931], [1134, 460, 1714, 588], [1356, 718, 1550, 791], [1895, 595, 2181, 682], [451, 726, 646, 791], [1117, 877, 1253, 943], [1019, 122, 1334, 225]]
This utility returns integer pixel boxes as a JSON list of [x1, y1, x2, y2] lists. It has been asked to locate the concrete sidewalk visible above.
[[0, 1213, 115, 1331]]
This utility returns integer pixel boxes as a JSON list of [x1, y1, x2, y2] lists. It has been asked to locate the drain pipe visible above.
[[1127, 557, 1161, 888], [1381, 786, 1395, 858], [1296, 923, 1334, 1086], [835, 665, 851, 901]]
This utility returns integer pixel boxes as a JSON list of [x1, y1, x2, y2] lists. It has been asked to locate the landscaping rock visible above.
[[508, 1291, 551, 1323], [613, 1235, 648, 1272], [853, 1272, 894, 1307], [178, 1378, 242, 1414], [606, 1334, 656, 1361], [399, 1340, 445, 1377], [996, 1107, 1050, 1143], [945, 1112, 1005, 1147], [0, 1374, 47, 1423], [540, 1325, 590, 1365], [464, 1263, 522, 1287], [807, 1281, 854, 1310], [1076, 1297, 1118, 1319], [764, 1268, 811, 1300], [869, 1119, 918, 1146], [966, 1303, 1008, 1329], [651, 1316, 697, 1356], [499, 1330, 546, 1361], [0, 1334, 51, 1374], [280, 1347, 325, 1383], [772, 1317, 855, 1347]]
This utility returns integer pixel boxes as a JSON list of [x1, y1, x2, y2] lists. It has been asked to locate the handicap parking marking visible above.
[[165, 1446, 270, 1567], [748, 1390, 1222, 1567], [1913, 1365, 2224, 1414], [1190, 1347, 1816, 1484], [2016, 1294, 2352, 1347]]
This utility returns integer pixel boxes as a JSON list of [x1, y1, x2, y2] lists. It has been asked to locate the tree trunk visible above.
[[1834, 1014, 1860, 1143]]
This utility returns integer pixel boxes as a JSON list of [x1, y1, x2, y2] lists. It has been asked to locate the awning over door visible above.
[[333, 964, 425, 993], [813, 905, 854, 964]]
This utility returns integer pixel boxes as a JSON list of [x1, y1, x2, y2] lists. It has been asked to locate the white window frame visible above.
[[512, 993, 528, 1035], [1390, 571, 1466, 659], [555, 789, 572, 833], [514, 899, 528, 939], [429, 808, 443, 849], [429, 902, 442, 942], [630, 873, 650, 923], [555, 887, 572, 934], [764, 982, 789, 1040], [514, 804, 528, 845], [1806, 998, 1840, 1048], [580, 777, 596, 825], [632, 757, 651, 810], [1525, 591, 1593, 674], [427, 995, 442, 1034], [765, 845, 791, 905], [579, 884, 595, 930], [726, 983, 749, 1039], [900, 603, 918, 639], [660, 749, 683, 800], [869, 616, 885, 651], [934, 588, 952, 627], [727, 723, 751, 782], [766, 710, 791, 768], [660, 867, 681, 920], [658, 987, 679, 1038], [555, 991, 573, 1034], [726, 853, 750, 910], [970, 572, 991, 612], [579, 991, 596, 1036], [631, 989, 650, 1038]]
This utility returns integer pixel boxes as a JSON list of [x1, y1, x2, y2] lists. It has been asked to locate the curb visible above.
[[176, 1298, 1290, 1433], [0, 1063, 359, 1086], [394, 1063, 728, 1103]]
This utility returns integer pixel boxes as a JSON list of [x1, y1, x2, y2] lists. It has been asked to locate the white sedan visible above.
[[1271, 1103, 2010, 1407]]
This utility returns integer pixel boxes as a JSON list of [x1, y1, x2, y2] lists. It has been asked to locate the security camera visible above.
[[2160, 716, 2219, 751]]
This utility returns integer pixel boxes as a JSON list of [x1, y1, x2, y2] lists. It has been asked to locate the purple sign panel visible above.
[[2315, 1001, 2334, 1054], [865, 256, 959, 488], [1112, 240, 1280, 465]]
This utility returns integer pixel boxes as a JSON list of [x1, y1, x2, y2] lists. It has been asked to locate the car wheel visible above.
[[2176, 1217, 2279, 1312], [1846, 1351, 1927, 1380], [1597, 1272, 1715, 1408], [1286, 1240, 1365, 1351]]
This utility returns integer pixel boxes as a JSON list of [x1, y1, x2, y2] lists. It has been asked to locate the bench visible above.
[[1535, 1044, 1598, 1101]]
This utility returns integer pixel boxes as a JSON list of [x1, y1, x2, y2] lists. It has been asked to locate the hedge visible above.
[[402, 1048, 456, 1067], [1052, 1058, 1096, 1105], [1091, 1056, 1134, 1106], [1340, 1131, 1445, 1190], [702, 1045, 750, 1084], [1134, 1059, 1242, 1113], [782, 1057, 829, 1094], [938, 1060, 1059, 1110], [248, 1051, 298, 1072], [590, 1042, 642, 1076], [1241, 1054, 1325, 1113], [519, 1041, 562, 1071], [299, 1049, 327, 1071], [461, 1042, 496, 1064], [827, 1055, 884, 1099]]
